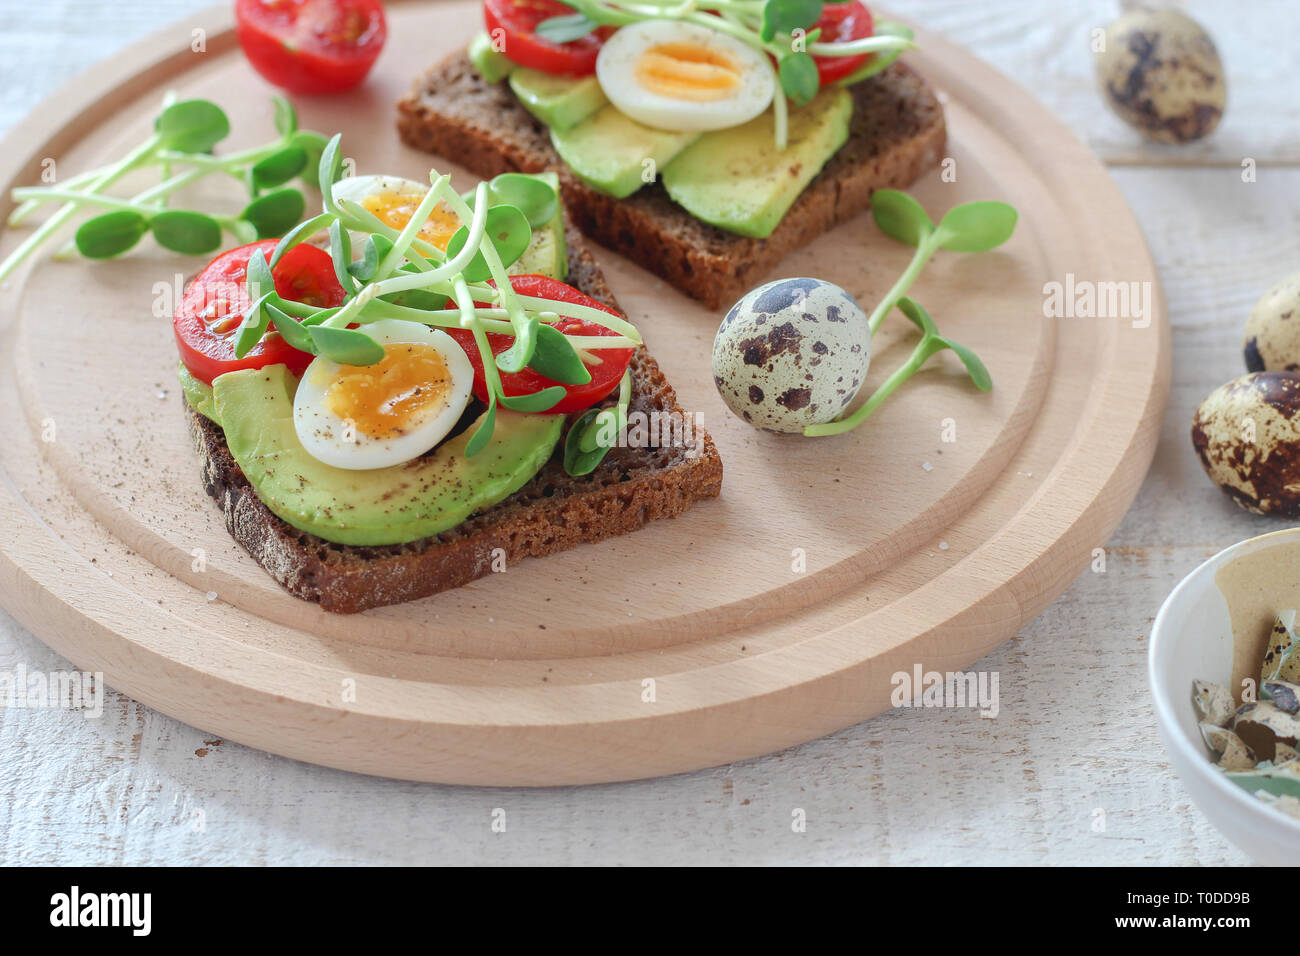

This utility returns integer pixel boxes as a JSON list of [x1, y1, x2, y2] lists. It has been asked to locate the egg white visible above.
[[596, 20, 775, 132], [293, 319, 474, 470]]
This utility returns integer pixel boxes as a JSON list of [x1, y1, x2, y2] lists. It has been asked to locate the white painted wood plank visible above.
[[2, 0, 1289, 866], [907, 0, 1300, 165]]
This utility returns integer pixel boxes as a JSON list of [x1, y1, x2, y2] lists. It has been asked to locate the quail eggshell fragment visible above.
[[712, 277, 871, 434], [1265, 680, 1300, 716], [1193, 678, 1236, 728], [1191, 372, 1300, 517], [1243, 272, 1300, 372], [1275, 743, 1300, 766], [1094, 8, 1225, 144], [1262, 611, 1300, 685], [1200, 723, 1257, 771], [1232, 701, 1300, 763]]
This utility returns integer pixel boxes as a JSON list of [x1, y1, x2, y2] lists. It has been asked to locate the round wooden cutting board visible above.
[[0, 1, 1168, 784]]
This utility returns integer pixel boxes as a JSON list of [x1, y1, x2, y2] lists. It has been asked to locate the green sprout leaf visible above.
[[527, 322, 592, 385], [291, 130, 330, 189], [499, 385, 567, 412], [264, 300, 316, 354], [871, 189, 934, 247], [272, 94, 298, 138], [250, 145, 308, 192], [380, 286, 449, 311], [328, 219, 358, 295], [270, 211, 337, 267], [897, 298, 993, 392], [445, 203, 532, 281], [245, 247, 276, 300], [564, 407, 614, 476], [233, 292, 273, 358], [241, 188, 306, 238], [496, 311, 540, 374], [762, 0, 824, 42], [535, 13, 600, 42], [484, 173, 559, 229], [896, 296, 938, 336], [155, 99, 230, 154], [778, 52, 821, 107], [465, 396, 497, 457], [934, 201, 1018, 253], [937, 335, 993, 391], [309, 326, 385, 365], [317, 133, 345, 210], [74, 210, 149, 259], [149, 209, 223, 255], [348, 234, 395, 283]]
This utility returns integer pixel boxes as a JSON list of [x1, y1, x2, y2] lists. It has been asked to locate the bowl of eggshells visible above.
[[1150, 528, 1300, 865]]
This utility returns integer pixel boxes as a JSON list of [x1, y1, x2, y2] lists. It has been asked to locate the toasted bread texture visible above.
[[188, 225, 722, 613], [397, 51, 947, 309]]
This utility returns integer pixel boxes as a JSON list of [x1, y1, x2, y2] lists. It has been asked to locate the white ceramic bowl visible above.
[[1150, 528, 1300, 865]]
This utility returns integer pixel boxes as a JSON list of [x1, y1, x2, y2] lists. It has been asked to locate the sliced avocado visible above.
[[468, 32, 514, 84], [551, 106, 700, 199], [213, 364, 564, 547], [661, 88, 853, 239], [179, 362, 219, 424], [509, 171, 568, 280], [509, 68, 608, 132]]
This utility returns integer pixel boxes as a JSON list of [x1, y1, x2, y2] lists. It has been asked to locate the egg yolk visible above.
[[635, 43, 741, 102], [323, 343, 454, 440], [361, 191, 461, 252]]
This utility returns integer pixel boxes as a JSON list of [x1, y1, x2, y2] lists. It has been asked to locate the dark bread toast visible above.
[[188, 223, 722, 613], [397, 51, 947, 309]]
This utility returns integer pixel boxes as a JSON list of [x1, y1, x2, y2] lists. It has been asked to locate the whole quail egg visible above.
[[1192, 371, 1300, 516], [1095, 7, 1225, 144], [1244, 273, 1300, 372], [712, 277, 871, 433]]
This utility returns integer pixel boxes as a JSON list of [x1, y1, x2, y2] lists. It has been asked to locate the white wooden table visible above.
[[3, 0, 1291, 866]]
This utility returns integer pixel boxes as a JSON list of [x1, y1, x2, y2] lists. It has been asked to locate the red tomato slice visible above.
[[445, 274, 634, 415], [174, 240, 347, 385], [811, 1, 875, 86], [235, 0, 387, 95], [483, 0, 611, 77]]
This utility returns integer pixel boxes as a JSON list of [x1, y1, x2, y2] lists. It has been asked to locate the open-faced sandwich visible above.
[[175, 150, 721, 613], [398, 0, 946, 308]]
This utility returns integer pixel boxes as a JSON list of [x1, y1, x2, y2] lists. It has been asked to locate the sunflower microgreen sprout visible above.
[[803, 190, 1016, 438], [240, 135, 642, 471], [1, 94, 327, 281]]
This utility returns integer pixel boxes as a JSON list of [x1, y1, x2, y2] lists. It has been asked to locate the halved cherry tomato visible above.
[[811, 1, 875, 86], [483, 0, 612, 77], [174, 239, 347, 385], [445, 274, 634, 415], [235, 0, 387, 95]]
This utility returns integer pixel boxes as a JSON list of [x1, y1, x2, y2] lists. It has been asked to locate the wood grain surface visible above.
[[1, 0, 1291, 864]]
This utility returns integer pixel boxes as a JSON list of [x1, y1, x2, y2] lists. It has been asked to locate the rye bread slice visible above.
[[397, 51, 947, 309], [188, 224, 723, 614]]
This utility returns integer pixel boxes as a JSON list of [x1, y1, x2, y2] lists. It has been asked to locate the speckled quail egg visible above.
[[712, 277, 871, 433], [1192, 371, 1300, 516], [1095, 7, 1225, 144], [1244, 273, 1300, 372]]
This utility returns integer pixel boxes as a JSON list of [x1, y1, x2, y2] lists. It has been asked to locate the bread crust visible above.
[[397, 52, 947, 309], [188, 226, 722, 613]]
